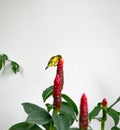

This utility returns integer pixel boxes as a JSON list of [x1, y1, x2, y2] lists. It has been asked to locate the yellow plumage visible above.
[[45, 55, 62, 70]]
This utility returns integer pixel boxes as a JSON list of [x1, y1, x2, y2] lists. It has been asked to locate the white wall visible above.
[[0, 0, 120, 130]]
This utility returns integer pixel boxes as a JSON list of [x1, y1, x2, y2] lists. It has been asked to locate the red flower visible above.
[[79, 93, 88, 130], [53, 74, 61, 111], [57, 58, 64, 90], [102, 98, 107, 108]]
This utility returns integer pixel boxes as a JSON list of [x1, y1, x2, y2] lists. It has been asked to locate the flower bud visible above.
[[53, 74, 61, 111], [79, 93, 88, 130], [57, 58, 64, 90], [102, 98, 107, 108]]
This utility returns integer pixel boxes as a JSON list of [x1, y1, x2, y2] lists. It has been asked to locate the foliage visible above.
[[8, 55, 120, 130], [9, 86, 120, 130], [0, 54, 20, 74], [9, 86, 78, 130], [89, 97, 120, 130]]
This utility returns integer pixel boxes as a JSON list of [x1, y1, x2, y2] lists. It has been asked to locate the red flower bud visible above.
[[79, 93, 88, 130], [53, 74, 61, 111], [102, 98, 107, 108], [57, 58, 64, 90]]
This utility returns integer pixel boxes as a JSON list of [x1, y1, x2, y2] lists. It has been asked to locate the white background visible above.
[[0, 0, 120, 130]]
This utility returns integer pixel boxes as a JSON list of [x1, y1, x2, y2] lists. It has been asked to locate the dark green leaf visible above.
[[43, 122, 57, 130], [0, 59, 2, 70], [60, 102, 76, 120], [3, 54, 8, 60], [2, 54, 8, 64], [108, 108, 119, 126], [1, 54, 8, 65], [89, 106, 101, 121], [116, 96, 120, 102], [52, 113, 69, 130], [117, 112, 120, 115], [26, 109, 51, 125], [42, 86, 53, 102], [111, 126, 120, 130], [11, 61, 20, 74], [42, 122, 51, 130], [42, 120, 57, 130], [60, 102, 77, 125], [109, 96, 120, 109], [45, 103, 54, 112], [62, 94, 78, 116], [64, 112, 75, 126], [9, 122, 43, 130], [97, 102, 102, 107], [0, 54, 20, 74], [22, 102, 43, 115]]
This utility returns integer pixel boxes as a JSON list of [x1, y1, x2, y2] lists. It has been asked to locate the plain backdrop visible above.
[[0, 0, 120, 130]]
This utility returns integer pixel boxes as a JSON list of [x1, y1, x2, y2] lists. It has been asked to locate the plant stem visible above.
[[101, 109, 106, 130], [101, 120, 105, 130], [49, 121, 54, 130]]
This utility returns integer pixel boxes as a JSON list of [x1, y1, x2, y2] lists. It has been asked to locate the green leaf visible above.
[[60, 102, 77, 125], [2, 54, 8, 64], [111, 126, 120, 130], [45, 103, 54, 112], [26, 109, 51, 125], [97, 102, 102, 107], [2, 54, 8, 60], [0, 54, 8, 65], [0, 54, 20, 74], [22, 103, 43, 115], [69, 128, 80, 130], [109, 96, 120, 108], [0, 59, 2, 70], [62, 94, 78, 116], [22, 103, 51, 125], [42, 122, 51, 130], [117, 112, 120, 115], [116, 96, 120, 102], [94, 117, 102, 122], [11, 61, 20, 74], [60, 102, 76, 120], [0, 54, 7, 70], [9, 122, 43, 130], [42, 122, 57, 130], [108, 108, 119, 126], [42, 86, 53, 102], [89, 106, 101, 121], [52, 113, 69, 130]]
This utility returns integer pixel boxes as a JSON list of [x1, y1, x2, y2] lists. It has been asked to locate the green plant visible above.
[[89, 97, 120, 130], [0, 54, 20, 74], [8, 55, 120, 130]]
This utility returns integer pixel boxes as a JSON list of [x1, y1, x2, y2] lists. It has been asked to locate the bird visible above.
[[45, 55, 62, 70]]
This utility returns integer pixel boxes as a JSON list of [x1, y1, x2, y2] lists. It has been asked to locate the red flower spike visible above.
[[79, 93, 88, 130], [102, 98, 107, 108], [57, 58, 64, 90], [53, 74, 61, 111]]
